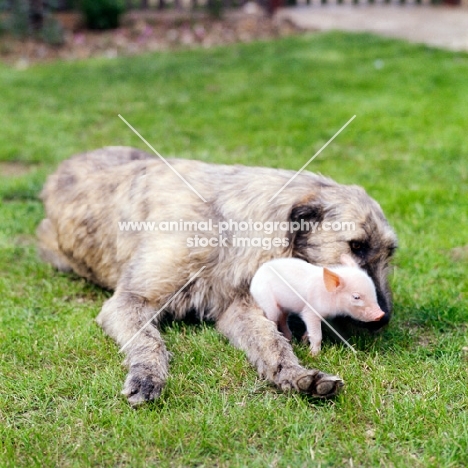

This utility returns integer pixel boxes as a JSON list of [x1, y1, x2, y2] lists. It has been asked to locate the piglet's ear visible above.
[[323, 268, 342, 292], [340, 253, 359, 268]]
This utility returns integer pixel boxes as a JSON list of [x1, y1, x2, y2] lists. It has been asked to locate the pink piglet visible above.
[[250, 254, 385, 356]]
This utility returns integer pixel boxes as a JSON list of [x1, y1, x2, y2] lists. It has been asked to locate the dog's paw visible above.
[[122, 366, 165, 406], [296, 370, 344, 398]]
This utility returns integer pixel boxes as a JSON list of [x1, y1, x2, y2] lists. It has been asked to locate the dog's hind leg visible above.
[[36, 218, 73, 272], [216, 297, 344, 398]]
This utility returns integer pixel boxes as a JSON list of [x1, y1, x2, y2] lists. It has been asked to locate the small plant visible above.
[[4, 0, 30, 38], [80, 0, 125, 30], [39, 13, 65, 46], [207, 0, 223, 19], [0, 0, 64, 45], [0, 15, 7, 37]]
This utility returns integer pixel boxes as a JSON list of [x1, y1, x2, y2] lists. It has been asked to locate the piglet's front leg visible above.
[[301, 310, 323, 357]]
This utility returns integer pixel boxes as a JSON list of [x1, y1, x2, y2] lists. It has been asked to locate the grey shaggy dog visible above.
[[37, 146, 397, 405]]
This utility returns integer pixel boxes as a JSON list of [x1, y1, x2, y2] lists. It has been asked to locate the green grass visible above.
[[1, 32, 467, 467]]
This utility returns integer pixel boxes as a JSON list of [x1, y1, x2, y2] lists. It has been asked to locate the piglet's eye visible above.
[[352, 293, 361, 300]]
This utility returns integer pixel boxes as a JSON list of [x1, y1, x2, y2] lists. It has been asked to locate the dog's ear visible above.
[[288, 202, 325, 257], [289, 203, 324, 224]]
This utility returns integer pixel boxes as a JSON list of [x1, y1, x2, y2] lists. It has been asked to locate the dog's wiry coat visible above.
[[38, 147, 397, 405]]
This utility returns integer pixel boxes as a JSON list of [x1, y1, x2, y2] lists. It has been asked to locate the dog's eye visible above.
[[352, 293, 361, 300], [349, 240, 368, 257]]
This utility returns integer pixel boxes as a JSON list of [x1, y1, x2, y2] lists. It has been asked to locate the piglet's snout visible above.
[[365, 306, 385, 321]]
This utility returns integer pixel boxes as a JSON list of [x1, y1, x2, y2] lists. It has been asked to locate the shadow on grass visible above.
[[288, 303, 465, 357], [159, 308, 211, 333]]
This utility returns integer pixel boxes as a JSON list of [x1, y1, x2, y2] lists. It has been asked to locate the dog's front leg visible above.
[[216, 297, 344, 398], [96, 291, 170, 406]]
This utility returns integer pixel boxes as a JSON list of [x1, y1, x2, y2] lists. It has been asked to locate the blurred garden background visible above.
[[0, 1, 467, 466]]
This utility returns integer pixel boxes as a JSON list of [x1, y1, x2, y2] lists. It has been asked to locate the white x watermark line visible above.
[[269, 115, 356, 202], [119, 266, 206, 353], [267, 265, 357, 355], [118, 114, 207, 203]]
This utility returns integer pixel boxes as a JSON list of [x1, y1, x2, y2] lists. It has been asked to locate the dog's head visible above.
[[288, 184, 397, 331]]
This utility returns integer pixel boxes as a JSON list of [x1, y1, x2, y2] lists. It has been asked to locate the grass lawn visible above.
[[0, 31, 467, 467]]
